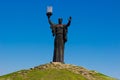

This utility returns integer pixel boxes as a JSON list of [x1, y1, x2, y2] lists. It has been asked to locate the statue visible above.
[[46, 6, 72, 63]]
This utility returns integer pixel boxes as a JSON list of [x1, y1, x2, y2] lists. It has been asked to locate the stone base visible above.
[[50, 62, 64, 65]]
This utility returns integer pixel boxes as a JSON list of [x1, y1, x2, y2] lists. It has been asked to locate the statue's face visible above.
[[58, 18, 63, 24]]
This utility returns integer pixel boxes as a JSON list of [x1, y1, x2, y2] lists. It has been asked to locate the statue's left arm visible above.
[[63, 17, 72, 42], [66, 16, 72, 27]]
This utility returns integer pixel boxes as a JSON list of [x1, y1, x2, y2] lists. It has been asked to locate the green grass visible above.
[[93, 73, 116, 80], [0, 69, 87, 80], [0, 63, 117, 80]]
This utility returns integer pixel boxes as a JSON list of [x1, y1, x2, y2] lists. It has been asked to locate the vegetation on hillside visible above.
[[0, 62, 117, 80]]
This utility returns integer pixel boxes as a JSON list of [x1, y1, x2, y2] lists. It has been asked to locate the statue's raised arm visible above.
[[47, 14, 54, 26], [46, 12, 56, 36], [66, 16, 72, 27]]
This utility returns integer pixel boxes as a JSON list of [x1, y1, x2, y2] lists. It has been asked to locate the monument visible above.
[[46, 6, 72, 63]]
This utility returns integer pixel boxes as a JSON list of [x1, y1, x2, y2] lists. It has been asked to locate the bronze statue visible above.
[[46, 9, 72, 63]]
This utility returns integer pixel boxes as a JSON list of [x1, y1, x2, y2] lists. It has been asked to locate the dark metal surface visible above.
[[47, 14, 71, 63]]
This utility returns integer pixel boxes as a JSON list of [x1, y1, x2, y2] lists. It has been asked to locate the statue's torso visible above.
[[55, 24, 64, 34]]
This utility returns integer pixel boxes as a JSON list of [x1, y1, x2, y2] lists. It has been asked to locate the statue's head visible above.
[[58, 18, 63, 24]]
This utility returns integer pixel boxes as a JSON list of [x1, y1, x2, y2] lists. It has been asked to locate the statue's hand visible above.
[[46, 12, 52, 18], [48, 15, 50, 18], [69, 16, 72, 21]]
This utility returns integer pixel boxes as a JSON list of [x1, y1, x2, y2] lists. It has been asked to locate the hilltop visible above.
[[0, 62, 117, 80]]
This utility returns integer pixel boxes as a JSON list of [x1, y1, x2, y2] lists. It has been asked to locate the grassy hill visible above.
[[0, 62, 117, 80]]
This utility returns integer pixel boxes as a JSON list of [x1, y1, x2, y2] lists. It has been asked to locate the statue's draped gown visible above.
[[48, 16, 71, 63], [51, 24, 67, 63]]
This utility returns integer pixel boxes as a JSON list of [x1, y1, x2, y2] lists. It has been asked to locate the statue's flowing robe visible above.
[[51, 24, 67, 63]]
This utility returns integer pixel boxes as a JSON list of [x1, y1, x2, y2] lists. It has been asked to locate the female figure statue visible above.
[[47, 11, 72, 63]]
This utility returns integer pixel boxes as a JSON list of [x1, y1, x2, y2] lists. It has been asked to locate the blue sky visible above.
[[0, 0, 120, 79]]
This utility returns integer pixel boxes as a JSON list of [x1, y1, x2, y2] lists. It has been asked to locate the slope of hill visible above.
[[0, 62, 117, 80]]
